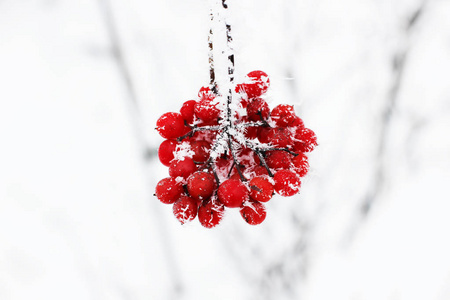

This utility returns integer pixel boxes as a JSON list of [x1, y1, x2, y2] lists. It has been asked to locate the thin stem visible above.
[[227, 160, 236, 178], [210, 159, 221, 184], [177, 125, 221, 141], [245, 141, 274, 177], [257, 111, 270, 126], [228, 137, 245, 181], [262, 147, 299, 156], [256, 151, 274, 177]]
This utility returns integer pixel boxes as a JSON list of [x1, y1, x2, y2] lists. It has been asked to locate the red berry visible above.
[[229, 173, 245, 182], [169, 158, 197, 179], [246, 130, 259, 142], [297, 165, 309, 177], [235, 83, 246, 94], [291, 116, 305, 129], [239, 70, 270, 98], [156, 112, 188, 139], [187, 171, 215, 200], [265, 151, 292, 170], [239, 95, 249, 109], [198, 86, 216, 101], [180, 100, 197, 124], [237, 147, 259, 166], [215, 156, 232, 170], [292, 152, 309, 177], [217, 179, 249, 208], [190, 141, 211, 163], [247, 98, 270, 121], [173, 196, 198, 224], [194, 99, 220, 122], [294, 128, 318, 153], [292, 152, 307, 164], [244, 125, 258, 140], [249, 177, 274, 203], [267, 127, 294, 148], [273, 170, 301, 197], [247, 70, 270, 84], [155, 177, 183, 204], [198, 198, 225, 228], [240, 200, 266, 225], [257, 126, 271, 144], [271, 105, 296, 127], [241, 116, 258, 139], [245, 165, 269, 177], [158, 139, 179, 167]]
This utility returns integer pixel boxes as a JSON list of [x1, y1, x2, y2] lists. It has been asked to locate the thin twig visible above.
[[262, 147, 299, 156], [177, 125, 221, 142], [228, 137, 245, 181], [245, 141, 274, 177], [227, 160, 236, 178], [210, 159, 221, 184]]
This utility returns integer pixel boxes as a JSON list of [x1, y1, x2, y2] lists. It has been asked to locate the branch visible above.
[[222, 0, 235, 122], [208, 3, 218, 94], [97, 0, 183, 295]]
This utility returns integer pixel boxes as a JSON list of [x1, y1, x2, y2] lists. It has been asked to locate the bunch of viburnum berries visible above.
[[155, 70, 317, 228]]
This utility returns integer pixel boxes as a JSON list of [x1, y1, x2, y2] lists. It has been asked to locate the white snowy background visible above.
[[1, 0, 450, 299]]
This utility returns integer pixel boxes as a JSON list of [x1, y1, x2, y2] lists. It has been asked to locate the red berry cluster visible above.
[[155, 70, 317, 228]]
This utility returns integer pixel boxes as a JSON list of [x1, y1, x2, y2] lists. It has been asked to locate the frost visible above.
[[242, 200, 258, 212], [209, 132, 229, 160], [173, 141, 194, 161]]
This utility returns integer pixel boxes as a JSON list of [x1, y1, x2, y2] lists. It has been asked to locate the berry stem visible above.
[[177, 125, 221, 142], [228, 137, 245, 181], [244, 141, 274, 177], [255, 152, 274, 177], [209, 158, 221, 184], [257, 111, 270, 127], [227, 160, 236, 178], [262, 147, 299, 157]]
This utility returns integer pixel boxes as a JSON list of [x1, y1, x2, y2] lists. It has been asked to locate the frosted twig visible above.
[[222, 0, 235, 121], [237, 121, 265, 128], [208, 3, 218, 94], [257, 111, 270, 127], [177, 125, 221, 141], [228, 137, 245, 181], [210, 160, 221, 184], [196, 0, 283, 184], [261, 147, 299, 156], [244, 141, 274, 177]]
